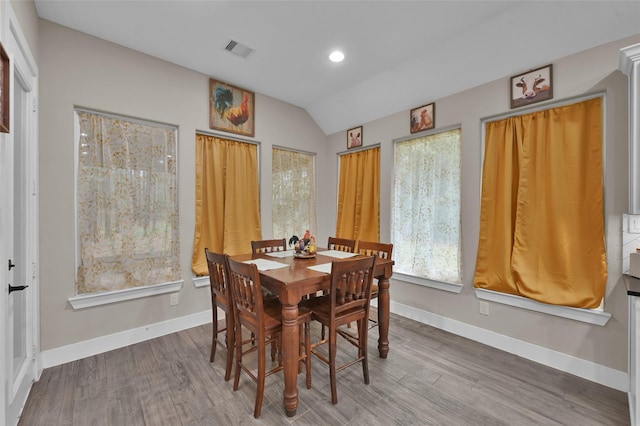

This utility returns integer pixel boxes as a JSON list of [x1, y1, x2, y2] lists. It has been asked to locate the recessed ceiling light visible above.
[[329, 50, 344, 63]]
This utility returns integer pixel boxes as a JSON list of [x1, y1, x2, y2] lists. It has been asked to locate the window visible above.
[[191, 133, 261, 275], [272, 147, 316, 239], [474, 96, 606, 309], [75, 109, 180, 294], [392, 128, 461, 284], [337, 147, 380, 242]]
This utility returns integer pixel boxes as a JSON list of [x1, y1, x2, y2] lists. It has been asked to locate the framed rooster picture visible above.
[[209, 79, 255, 137]]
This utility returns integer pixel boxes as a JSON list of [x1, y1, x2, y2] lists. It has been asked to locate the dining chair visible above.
[[251, 238, 287, 254], [251, 239, 284, 305], [357, 241, 393, 308], [204, 248, 235, 381], [327, 237, 356, 253], [226, 255, 312, 418], [321, 237, 358, 337], [300, 255, 377, 405]]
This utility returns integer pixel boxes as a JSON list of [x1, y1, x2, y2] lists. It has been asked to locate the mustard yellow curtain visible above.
[[336, 147, 380, 242], [474, 97, 607, 308], [192, 134, 262, 275]]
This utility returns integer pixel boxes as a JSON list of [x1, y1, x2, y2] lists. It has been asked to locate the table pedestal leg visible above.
[[377, 276, 390, 358], [281, 303, 299, 416]]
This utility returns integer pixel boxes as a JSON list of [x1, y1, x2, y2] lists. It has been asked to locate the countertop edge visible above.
[[623, 274, 640, 297]]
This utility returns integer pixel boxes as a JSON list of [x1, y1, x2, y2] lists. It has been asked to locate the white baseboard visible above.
[[39, 302, 628, 392], [39, 310, 213, 369], [389, 300, 629, 392]]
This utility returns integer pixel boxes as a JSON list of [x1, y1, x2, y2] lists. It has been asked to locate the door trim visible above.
[[1, 2, 39, 425]]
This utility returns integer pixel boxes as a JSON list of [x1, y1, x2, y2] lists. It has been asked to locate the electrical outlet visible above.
[[170, 293, 179, 306], [479, 301, 489, 316], [629, 215, 640, 234]]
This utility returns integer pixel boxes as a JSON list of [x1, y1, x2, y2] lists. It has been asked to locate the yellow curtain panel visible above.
[[192, 133, 262, 276], [474, 97, 607, 308], [336, 147, 380, 242]]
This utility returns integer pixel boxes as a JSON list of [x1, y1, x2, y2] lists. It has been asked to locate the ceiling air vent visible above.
[[224, 40, 254, 58]]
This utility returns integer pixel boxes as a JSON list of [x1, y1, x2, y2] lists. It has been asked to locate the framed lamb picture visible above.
[[410, 103, 434, 134]]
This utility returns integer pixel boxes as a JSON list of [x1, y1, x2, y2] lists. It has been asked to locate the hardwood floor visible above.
[[18, 311, 630, 425]]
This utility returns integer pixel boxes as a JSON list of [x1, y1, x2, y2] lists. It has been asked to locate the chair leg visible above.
[[224, 313, 234, 382], [329, 328, 338, 405], [271, 336, 277, 362], [210, 300, 218, 362], [298, 324, 303, 374], [254, 337, 266, 418], [233, 323, 243, 392], [359, 319, 370, 385], [305, 321, 312, 390]]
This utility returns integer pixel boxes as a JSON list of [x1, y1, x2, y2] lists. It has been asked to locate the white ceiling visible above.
[[34, 1, 640, 135]]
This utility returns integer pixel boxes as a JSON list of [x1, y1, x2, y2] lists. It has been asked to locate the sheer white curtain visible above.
[[392, 128, 461, 283], [272, 147, 317, 241], [76, 110, 181, 294]]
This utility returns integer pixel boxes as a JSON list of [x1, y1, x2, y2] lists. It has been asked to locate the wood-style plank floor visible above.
[[18, 311, 630, 425]]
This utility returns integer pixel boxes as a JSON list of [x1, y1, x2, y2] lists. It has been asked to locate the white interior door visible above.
[[1, 4, 39, 425], [4, 69, 33, 426]]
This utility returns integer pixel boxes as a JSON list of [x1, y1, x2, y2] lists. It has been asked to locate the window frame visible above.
[[69, 108, 182, 309], [271, 145, 317, 241], [391, 125, 463, 293], [477, 92, 610, 325]]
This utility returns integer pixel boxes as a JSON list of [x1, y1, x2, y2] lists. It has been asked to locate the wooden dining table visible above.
[[230, 248, 394, 417]]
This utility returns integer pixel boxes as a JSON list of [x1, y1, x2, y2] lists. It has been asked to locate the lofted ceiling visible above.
[[34, 1, 640, 135]]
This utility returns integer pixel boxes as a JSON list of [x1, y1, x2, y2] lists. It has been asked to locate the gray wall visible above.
[[37, 19, 328, 350], [324, 33, 640, 372], [34, 8, 640, 373], [10, 0, 39, 61]]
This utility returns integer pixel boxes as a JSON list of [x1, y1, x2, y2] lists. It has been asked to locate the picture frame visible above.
[[410, 103, 435, 134], [510, 64, 553, 109], [347, 126, 363, 149], [209, 78, 255, 137], [0, 42, 9, 133]]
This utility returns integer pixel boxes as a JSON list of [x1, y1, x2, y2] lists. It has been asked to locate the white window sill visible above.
[[193, 276, 210, 288], [68, 280, 183, 310], [392, 272, 463, 294], [474, 288, 611, 326]]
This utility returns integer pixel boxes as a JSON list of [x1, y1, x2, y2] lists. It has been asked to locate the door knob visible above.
[[8, 284, 28, 294]]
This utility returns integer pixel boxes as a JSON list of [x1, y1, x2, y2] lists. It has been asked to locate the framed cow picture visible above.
[[510, 64, 553, 109], [347, 125, 363, 149]]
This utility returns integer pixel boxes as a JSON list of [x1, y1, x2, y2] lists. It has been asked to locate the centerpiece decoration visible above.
[[289, 230, 316, 258]]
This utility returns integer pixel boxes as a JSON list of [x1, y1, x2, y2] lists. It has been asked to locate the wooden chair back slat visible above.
[[331, 256, 376, 316], [251, 239, 287, 254], [227, 257, 264, 324], [356, 241, 393, 260], [327, 237, 356, 253]]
